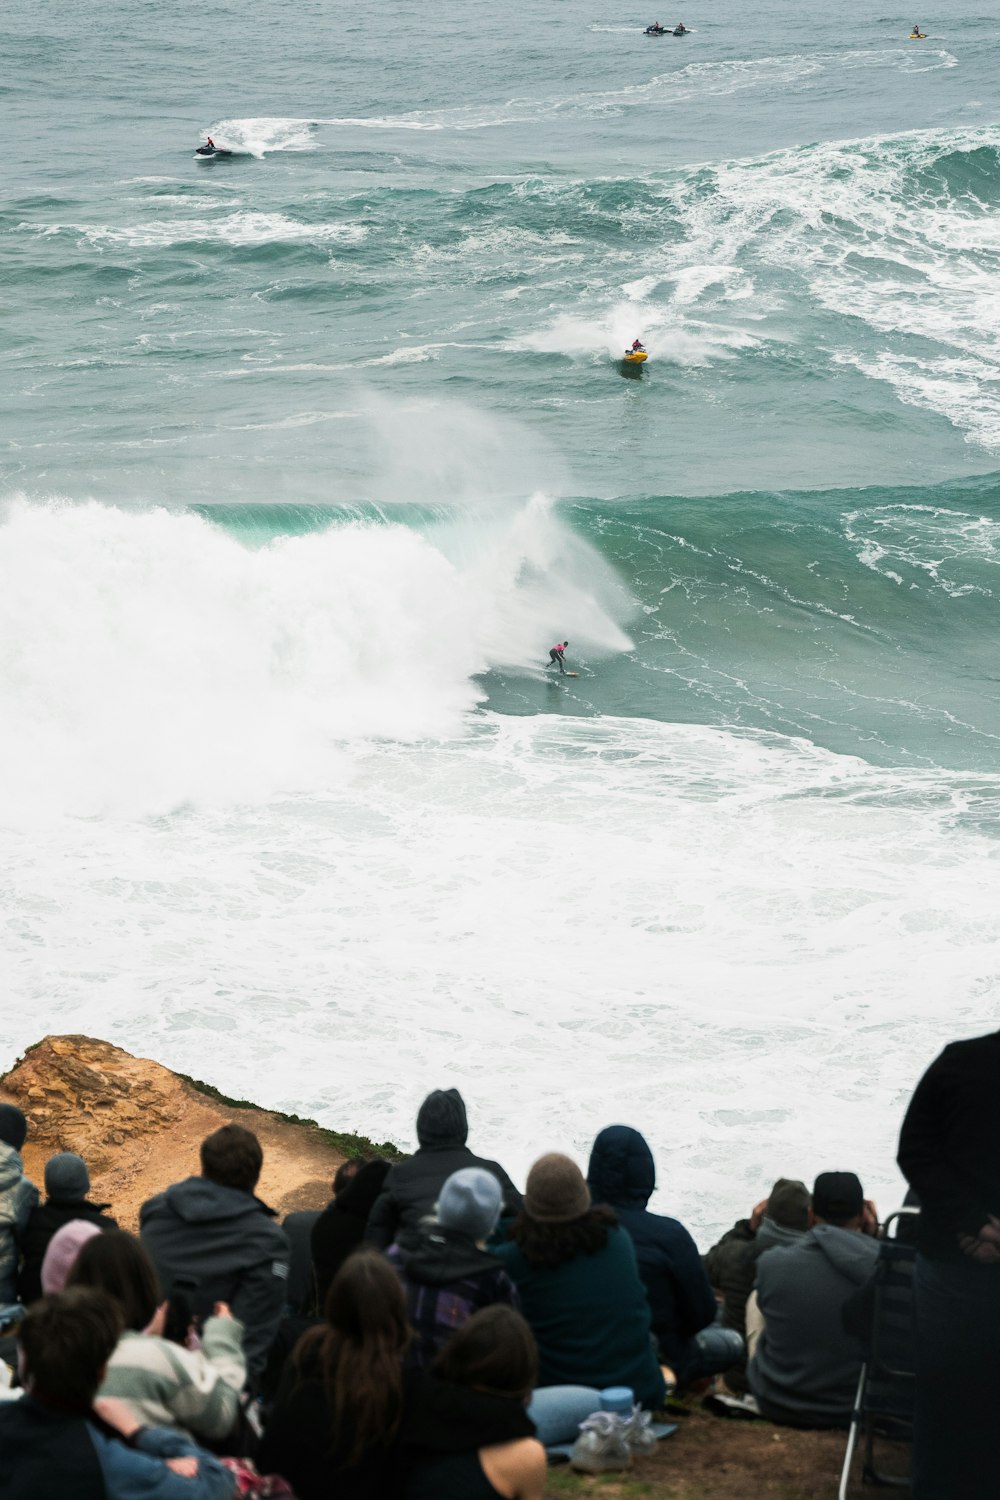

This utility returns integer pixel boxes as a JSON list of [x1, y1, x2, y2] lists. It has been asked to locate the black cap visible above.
[[813, 1171, 864, 1223]]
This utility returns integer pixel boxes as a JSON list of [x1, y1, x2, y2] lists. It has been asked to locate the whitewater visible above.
[[3, 0, 999, 1238]]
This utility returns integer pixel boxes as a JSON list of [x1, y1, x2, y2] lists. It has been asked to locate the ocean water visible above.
[[3, 0, 999, 1237]]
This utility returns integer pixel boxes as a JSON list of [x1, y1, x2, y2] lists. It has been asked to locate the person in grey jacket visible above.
[[0, 1104, 39, 1312], [365, 1089, 521, 1251], [748, 1171, 879, 1428], [140, 1124, 288, 1385]]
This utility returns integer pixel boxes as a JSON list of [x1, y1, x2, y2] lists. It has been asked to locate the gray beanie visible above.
[[437, 1167, 503, 1241], [0, 1104, 27, 1151], [45, 1152, 91, 1203]]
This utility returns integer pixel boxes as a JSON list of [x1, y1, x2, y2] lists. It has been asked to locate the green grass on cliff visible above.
[[176, 1071, 405, 1161]]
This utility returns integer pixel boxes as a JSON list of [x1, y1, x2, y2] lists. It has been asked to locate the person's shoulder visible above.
[[481, 1435, 547, 1495]]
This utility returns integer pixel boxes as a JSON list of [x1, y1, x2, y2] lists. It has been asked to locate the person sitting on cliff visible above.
[[139, 1123, 289, 1388], [388, 1167, 521, 1368], [18, 1152, 117, 1307], [0, 1286, 235, 1500], [0, 1104, 39, 1321], [67, 1228, 247, 1446], [703, 1176, 810, 1393], [312, 1158, 392, 1309], [365, 1088, 522, 1252], [746, 1171, 879, 1428], [283, 1158, 363, 1320], [587, 1125, 744, 1388]]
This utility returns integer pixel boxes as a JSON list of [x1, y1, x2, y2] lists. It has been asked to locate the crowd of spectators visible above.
[[0, 1026, 995, 1499]]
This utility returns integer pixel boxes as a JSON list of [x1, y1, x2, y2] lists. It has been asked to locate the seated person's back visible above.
[[749, 1171, 879, 1428], [139, 1124, 289, 1383]]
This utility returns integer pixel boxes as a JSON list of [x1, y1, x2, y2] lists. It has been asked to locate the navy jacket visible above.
[[587, 1125, 716, 1366]]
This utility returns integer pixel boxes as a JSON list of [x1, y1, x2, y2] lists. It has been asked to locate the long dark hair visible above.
[[433, 1305, 538, 1401], [293, 1250, 411, 1465], [66, 1230, 160, 1332], [508, 1204, 618, 1270]]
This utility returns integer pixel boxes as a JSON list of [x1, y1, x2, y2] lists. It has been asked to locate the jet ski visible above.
[[644, 24, 667, 35], [195, 144, 233, 158], [623, 348, 648, 364], [673, 24, 689, 34], [908, 30, 927, 37]]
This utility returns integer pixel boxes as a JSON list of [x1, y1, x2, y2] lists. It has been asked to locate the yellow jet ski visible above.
[[623, 347, 648, 364], [908, 30, 927, 37]]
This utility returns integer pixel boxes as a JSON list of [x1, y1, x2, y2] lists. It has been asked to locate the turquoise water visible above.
[[3, 0, 999, 1230]]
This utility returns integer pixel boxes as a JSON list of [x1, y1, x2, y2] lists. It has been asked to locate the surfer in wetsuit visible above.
[[547, 641, 569, 674]]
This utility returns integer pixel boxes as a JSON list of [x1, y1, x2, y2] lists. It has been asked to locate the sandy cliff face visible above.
[[0, 1035, 356, 1230]]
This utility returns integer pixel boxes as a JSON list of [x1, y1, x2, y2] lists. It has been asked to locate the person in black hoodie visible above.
[[389, 1168, 520, 1367], [18, 1153, 118, 1306], [587, 1125, 742, 1385], [365, 1090, 521, 1251], [898, 1029, 1000, 1499], [403, 1305, 546, 1500], [312, 1159, 392, 1311]]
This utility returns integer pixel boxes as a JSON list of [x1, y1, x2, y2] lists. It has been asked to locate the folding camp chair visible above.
[[838, 1208, 918, 1498]]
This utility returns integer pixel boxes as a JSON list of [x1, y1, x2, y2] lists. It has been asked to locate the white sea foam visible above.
[[207, 117, 318, 157], [664, 124, 1000, 449], [1, 670, 998, 1237], [71, 213, 367, 250]]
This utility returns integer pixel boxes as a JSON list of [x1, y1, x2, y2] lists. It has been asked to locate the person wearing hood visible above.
[[389, 1167, 520, 1368], [312, 1158, 392, 1309], [703, 1175, 810, 1391], [0, 1104, 39, 1315], [588, 1125, 742, 1386], [365, 1089, 521, 1251], [18, 1152, 118, 1306], [747, 1171, 879, 1428], [283, 1158, 362, 1316], [139, 1124, 289, 1385]]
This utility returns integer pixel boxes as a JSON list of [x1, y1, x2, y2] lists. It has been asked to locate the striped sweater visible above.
[[97, 1315, 247, 1441]]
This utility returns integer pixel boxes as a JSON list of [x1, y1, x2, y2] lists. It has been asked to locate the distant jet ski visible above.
[[195, 139, 233, 158], [644, 23, 667, 34], [673, 23, 689, 34]]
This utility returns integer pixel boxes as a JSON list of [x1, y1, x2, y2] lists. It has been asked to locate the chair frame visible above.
[[837, 1208, 918, 1498]]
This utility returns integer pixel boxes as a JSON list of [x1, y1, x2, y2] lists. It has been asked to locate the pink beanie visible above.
[[41, 1219, 102, 1295]]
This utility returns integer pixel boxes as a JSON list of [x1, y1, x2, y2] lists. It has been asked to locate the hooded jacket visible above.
[[18, 1197, 118, 1306], [749, 1223, 879, 1427], [388, 1224, 520, 1368], [312, 1158, 392, 1306], [0, 1142, 39, 1305], [139, 1176, 289, 1383], [587, 1126, 716, 1367], [365, 1091, 521, 1251]]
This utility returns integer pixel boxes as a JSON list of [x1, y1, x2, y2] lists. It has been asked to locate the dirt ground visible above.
[[544, 1406, 856, 1499]]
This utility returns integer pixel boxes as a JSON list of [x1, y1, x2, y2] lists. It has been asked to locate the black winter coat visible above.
[[401, 1376, 536, 1500], [365, 1091, 521, 1251], [587, 1125, 716, 1367], [312, 1159, 392, 1306], [18, 1198, 118, 1305]]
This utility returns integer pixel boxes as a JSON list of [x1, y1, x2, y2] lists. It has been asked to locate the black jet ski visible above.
[[673, 24, 688, 34], [644, 24, 667, 35], [195, 144, 233, 158]]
